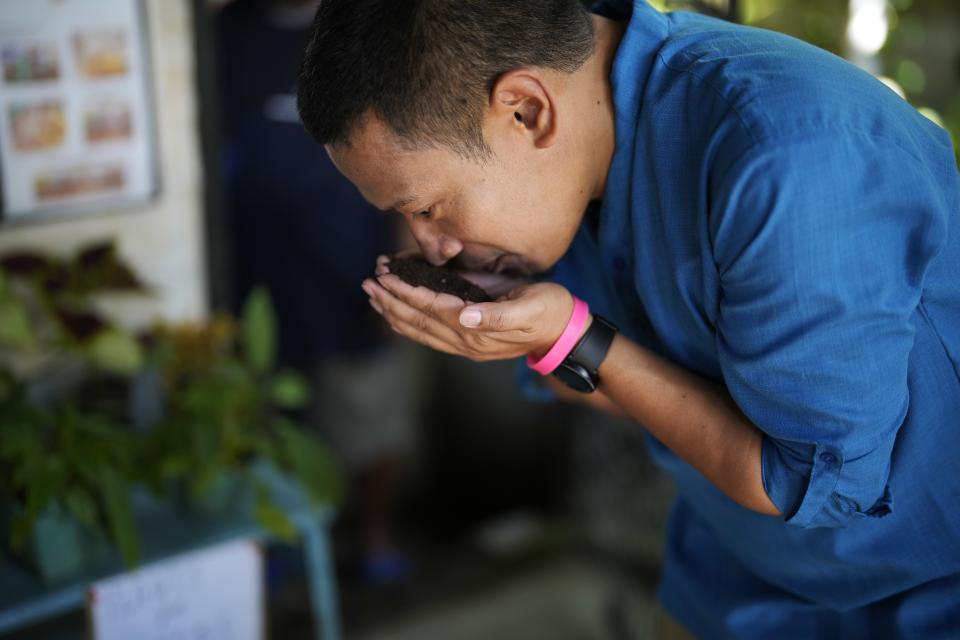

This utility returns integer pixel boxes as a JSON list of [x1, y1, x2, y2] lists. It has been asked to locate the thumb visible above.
[[459, 282, 571, 331], [458, 302, 517, 330]]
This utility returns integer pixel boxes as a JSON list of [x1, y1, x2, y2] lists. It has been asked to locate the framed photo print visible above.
[[0, 0, 159, 224]]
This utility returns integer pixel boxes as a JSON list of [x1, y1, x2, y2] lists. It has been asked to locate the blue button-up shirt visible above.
[[554, 1, 960, 636]]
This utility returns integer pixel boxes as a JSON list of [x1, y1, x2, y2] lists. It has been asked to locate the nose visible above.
[[410, 221, 462, 266]]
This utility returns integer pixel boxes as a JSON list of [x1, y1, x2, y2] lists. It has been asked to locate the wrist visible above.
[[577, 313, 593, 346], [549, 313, 618, 393], [531, 313, 592, 360], [527, 295, 590, 374]]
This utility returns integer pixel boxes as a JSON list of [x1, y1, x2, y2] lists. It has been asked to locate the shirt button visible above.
[[819, 452, 838, 467], [613, 256, 627, 272]]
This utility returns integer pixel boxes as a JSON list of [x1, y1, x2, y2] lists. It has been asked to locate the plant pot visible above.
[[2, 487, 168, 584], [2, 502, 115, 585]]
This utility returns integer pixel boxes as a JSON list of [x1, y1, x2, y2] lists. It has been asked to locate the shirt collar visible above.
[[607, 1, 671, 129]]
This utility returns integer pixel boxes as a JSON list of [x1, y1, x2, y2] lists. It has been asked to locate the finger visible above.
[[363, 280, 385, 315], [362, 279, 378, 299], [367, 286, 463, 356], [367, 278, 464, 345], [388, 316, 464, 356], [370, 278, 529, 361], [377, 274, 465, 323], [377, 295, 483, 358], [460, 285, 576, 350], [387, 314, 522, 361], [458, 294, 549, 333]]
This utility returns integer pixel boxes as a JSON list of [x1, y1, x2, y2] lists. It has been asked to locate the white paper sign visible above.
[[89, 539, 264, 640]]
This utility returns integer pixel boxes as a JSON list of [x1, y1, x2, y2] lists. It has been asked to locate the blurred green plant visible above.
[[0, 379, 142, 567], [737, 0, 959, 164], [0, 241, 147, 376], [0, 241, 340, 573], [142, 289, 341, 541], [0, 241, 152, 568]]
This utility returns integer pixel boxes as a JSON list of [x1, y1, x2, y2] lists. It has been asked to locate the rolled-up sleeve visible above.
[[710, 131, 949, 528]]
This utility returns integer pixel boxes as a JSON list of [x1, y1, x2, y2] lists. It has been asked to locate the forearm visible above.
[[546, 375, 627, 417], [598, 332, 780, 516], [366, 270, 776, 517]]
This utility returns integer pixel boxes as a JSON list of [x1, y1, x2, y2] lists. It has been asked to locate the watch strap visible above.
[[565, 314, 617, 378]]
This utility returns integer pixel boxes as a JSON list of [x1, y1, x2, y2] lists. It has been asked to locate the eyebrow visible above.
[[386, 194, 419, 212]]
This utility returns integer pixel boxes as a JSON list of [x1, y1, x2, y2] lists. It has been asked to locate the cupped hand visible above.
[[361, 272, 575, 362]]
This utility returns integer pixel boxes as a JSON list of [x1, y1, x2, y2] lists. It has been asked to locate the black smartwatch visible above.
[[552, 314, 618, 393]]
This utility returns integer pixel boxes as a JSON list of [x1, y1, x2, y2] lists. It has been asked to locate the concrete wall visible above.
[[0, 0, 207, 328]]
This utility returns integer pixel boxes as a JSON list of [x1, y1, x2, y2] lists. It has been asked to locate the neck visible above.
[[579, 15, 626, 202]]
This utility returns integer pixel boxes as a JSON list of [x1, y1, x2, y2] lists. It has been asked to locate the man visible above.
[[296, 0, 960, 636]]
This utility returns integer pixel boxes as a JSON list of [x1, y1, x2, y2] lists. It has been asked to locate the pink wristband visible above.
[[527, 296, 589, 375]]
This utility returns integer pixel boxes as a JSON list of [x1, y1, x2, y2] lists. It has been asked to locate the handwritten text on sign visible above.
[[89, 539, 264, 640]]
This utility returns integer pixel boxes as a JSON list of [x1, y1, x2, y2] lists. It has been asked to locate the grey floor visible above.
[[336, 396, 675, 640], [356, 556, 659, 640]]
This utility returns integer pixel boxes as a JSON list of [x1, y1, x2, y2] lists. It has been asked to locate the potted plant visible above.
[[0, 241, 340, 583], [141, 288, 342, 538]]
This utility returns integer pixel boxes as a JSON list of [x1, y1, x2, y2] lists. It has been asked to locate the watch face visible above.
[[553, 362, 597, 393]]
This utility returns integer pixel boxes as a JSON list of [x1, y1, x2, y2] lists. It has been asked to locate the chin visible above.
[[497, 254, 543, 278]]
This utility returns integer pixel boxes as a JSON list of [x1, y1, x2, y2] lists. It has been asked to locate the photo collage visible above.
[[0, 0, 155, 220]]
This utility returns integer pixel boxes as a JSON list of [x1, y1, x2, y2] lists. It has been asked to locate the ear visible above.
[[488, 69, 559, 150]]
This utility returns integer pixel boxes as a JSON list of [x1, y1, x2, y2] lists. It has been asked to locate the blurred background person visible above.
[[215, 0, 418, 585]]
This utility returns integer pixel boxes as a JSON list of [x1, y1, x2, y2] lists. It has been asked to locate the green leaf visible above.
[[190, 416, 219, 464], [9, 512, 35, 551], [0, 297, 35, 348], [76, 241, 117, 268], [0, 251, 50, 277], [99, 468, 140, 567], [86, 328, 144, 375], [55, 307, 107, 343], [270, 370, 311, 409], [26, 459, 61, 516], [275, 420, 342, 506], [254, 485, 297, 543], [158, 454, 192, 479], [896, 59, 926, 95], [242, 287, 276, 373], [0, 375, 10, 403], [65, 489, 98, 529]]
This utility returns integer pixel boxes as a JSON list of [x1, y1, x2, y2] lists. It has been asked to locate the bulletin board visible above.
[[0, 0, 159, 224]]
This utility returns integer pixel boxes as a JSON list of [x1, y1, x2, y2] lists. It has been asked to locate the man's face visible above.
[[327, 114, 590, 276]]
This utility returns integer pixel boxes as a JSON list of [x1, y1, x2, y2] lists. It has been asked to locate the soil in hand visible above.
[[388, 255, 492, 303]]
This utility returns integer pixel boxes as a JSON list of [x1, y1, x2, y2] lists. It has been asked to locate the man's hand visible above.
[[361, 270, 575, 362]]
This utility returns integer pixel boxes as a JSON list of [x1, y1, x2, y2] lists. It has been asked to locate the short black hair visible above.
[[297, 0, 595, 159]]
